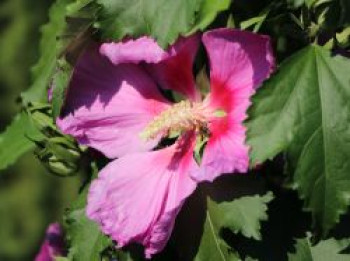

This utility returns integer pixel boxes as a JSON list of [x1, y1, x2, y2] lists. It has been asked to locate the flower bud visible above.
[[35, 137, 82, 177]]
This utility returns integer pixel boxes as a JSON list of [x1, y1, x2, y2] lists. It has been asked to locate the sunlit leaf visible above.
[[246, 45, 350, 235], [21, 0, 71, 104], [51, 59, 73, 119], [208, 192, 273, 241], [65, 186, 112, 261], [96, 0, 230, 48], [240, 8, 270, 33], [288, 234, 350, 261], [174, 177, 273, 261], [0, 113, 39, 170], [194, 192, 273, 261]]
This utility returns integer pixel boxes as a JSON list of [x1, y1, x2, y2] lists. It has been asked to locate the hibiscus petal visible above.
[[203, 28, 275, 91], [57, 44, 170, 158], [101, 35, 200, 101], [86, 134, 198, 258], [100, 37, 167, 64], [192, 29, 275, 182], [198, 78, 253, 182], [191, 116, 249, 182], [147, 35, 201, 101]]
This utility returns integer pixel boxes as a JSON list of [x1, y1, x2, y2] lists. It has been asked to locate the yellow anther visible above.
[[140, 100, 208, 140]]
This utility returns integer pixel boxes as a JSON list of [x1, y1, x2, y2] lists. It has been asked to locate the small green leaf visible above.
[[66, 0, 94, 15], [175, 180, 272, 261], [208, 192, 274, 240], [194, 213, 241, 261], [287, 0, 320, 8], [52, 59, 73, 119], [185, 0, 231, 35], [0, 113, 39, 170], [96, 0, 230, 48], [226, 14, 236, 29], [288, 234, 350, 261], [196, 192, 273, 261], [195, 66, 210, 97], [21, 0, 71, 104], [240, 8, 270, 33], [65, 186, 112, 261], [246, 45, 350, 235], [323, 27, 350, 50], [194, 134, 209, 165]]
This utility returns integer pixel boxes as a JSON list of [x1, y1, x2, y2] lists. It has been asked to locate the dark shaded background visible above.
[[0, 0, 79, 260]]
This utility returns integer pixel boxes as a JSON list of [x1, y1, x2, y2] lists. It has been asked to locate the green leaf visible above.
[[195, 193, 273, 261], [195, 66, 210, 97], [194, 213, 241, 261], [52, 59, 73, 119], [185, 0, 231, 35], [66, 0, 94, 15], [323, 27, 350, 49], [175, 178, 272, 261], [246, 45, 350, 235], [288, 234, 350, 261], [287, 0, 305, 8], [65, 187, 111, 261], [195, 192, 273, 261], [287, 0, 320, 8], [21, 0, 71, 104], [240, 8, 270, 33], [96, 0, 230, 48], [0, 113, 38, 170], [208, 192, 273, 241]]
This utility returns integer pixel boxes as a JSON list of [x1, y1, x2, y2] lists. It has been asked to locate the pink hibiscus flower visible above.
[[35, 223, 65, 261], [57, 29, 275, 258]]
